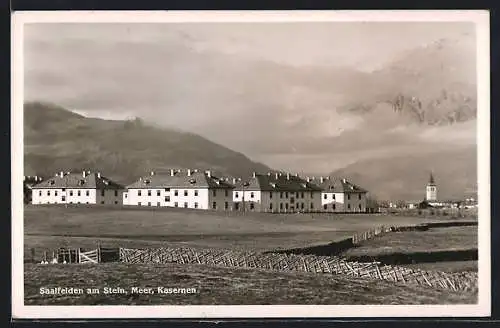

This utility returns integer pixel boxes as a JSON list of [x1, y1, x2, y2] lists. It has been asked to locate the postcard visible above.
[[12, 10, 490, 319]]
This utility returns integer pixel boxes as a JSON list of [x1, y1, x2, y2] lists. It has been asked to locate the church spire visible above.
[[429, 172, 435, 185]]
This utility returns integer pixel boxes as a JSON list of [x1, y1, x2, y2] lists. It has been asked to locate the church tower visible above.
[[426, 172, 437, 201]]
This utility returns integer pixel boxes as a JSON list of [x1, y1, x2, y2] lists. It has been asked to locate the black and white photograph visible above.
[[12, 10, 490, 318]]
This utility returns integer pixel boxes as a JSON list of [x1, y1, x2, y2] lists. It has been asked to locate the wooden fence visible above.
[[118, 247, 477, 292]]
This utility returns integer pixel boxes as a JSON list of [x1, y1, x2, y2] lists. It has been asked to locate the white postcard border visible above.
[[11, 10, 491, 319]]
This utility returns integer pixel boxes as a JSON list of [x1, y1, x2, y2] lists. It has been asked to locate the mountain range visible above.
[[23, 29, 478, 200], [24, 102, 270, 184]]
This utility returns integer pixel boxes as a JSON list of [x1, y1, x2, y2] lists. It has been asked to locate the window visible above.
[[184, 202, 188, 208], [324, 194, 327, 200], [148, 202, 151, 206], [332, 194, 336, 199], [301, 203, 305, 209], [301, 192, 305, 198], [296, 192, 299, 198], [235, 203, 239, 210], [359, 204, 362, 211], [280, 203, 283, 210], [285, 192, 289, 198], [250, 203, 255, 210], [39, 191, 42, 196], [348, 204, 351, 210], [194, 190, 198, 197], [115, 201, 119, 205], [55, 191, 58, 196], [250, 192, 254, 199], [47, 190, 51, 196], [348, 194, 351, 200], [156, 202, 160, 206], [165, 196, 170, 202], [225, 190, 229, 197], [174, 202, 178, 207], [324, 204, 327, 210], [235, 192, 239, 198], [86, 190, 90, 196], [69, 190, 73, 196], [311, 203, 314, 209], [138, 190, 142, 196], [138, 202, 141, 206], [194, 202, 198, 209], [270, 192, 273, 199], [280, 192, 283, 199], [333, 204, 336, 210], [225, 202, 229, 210], [212, 202, 217, 209], [77, 190, 81, 196], [165, 188, 170, 192], [125, 194, 128, 198], [270, 203, 273, 210], [116, 190, 119, 197], [62, 188, 66, 191], [184, 190, 188, 197], [174, 190, 178, 196], [148, 190, 152, 196], [213, 190, 217, 197], [358, 194, 361, 200], [285, 203, 289, 210], [101, 190, 105, 197], [310, 192, 314, 198], [62, 196, 66, 202], [157, 190, 161, 196], [101, 201, 104, 204]]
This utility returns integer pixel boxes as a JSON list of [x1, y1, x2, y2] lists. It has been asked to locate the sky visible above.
[[23, 22, 476, 173]]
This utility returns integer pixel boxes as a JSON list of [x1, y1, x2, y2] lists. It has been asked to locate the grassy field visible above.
[[24, 263, 477, 305], [403, 261, 478, 273], [343, 226, 478, 257], [24, 205, 471, 255]]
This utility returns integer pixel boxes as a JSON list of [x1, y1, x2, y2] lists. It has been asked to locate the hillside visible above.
[[24, 102, 270, 184], [331, 147, 477, 201]]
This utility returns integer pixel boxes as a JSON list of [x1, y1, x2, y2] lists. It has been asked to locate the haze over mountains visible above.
[[23, 22, 478, 200], [24, 102, 270, 184]]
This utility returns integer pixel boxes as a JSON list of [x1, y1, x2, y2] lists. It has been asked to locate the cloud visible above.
[[23, 22, 476, 173]]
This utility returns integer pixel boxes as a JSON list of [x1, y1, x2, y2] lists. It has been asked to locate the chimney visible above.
[[275, 173, 279, 179], [187, 169, 191, 176], [295, 173, 299, 177], [82, 171, 86, 178], [232, 178, 236, 184], [150, 171, 154, 176], [306, 177, 310, 182], [320, 176, 324, 183], [97, 172, 101, 179], [286, 173, 290, 180], [252, 172, 256, 178], [59, 171, 64, 178], [206, 170, 211, 178], [267, 172, 271, 176], [342, 178, 346, 183], [170, 169, 174, 176]]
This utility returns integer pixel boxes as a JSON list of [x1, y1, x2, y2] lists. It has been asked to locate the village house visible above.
[[123, 169, 234, 211], [31, 171, 125, 205], [232, 172, 323, 213], [312, 176, 368, 213]]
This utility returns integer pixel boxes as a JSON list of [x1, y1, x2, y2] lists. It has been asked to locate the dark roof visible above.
[[126, 170, 235, 189], [235, 172, 323, 192], [428, 172, 436, 185], [32, 172, 124, 189], [311, 176, 368, 193]]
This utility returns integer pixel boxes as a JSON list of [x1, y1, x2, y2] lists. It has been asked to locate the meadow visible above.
[[22, 205, 478, 305], [24, 205, 470, 255], [24, 262, 477, 305]]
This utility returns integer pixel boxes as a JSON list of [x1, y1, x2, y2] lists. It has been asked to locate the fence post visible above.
[[97, 242, 101, 263], [31, 248, 35, 263]]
